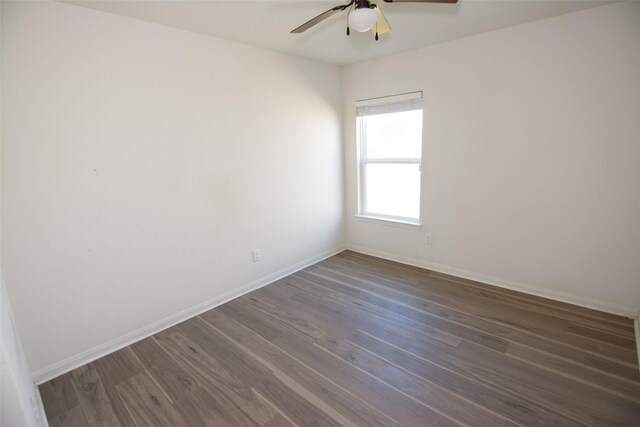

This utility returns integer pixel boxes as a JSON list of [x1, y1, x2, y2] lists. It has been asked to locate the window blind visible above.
[[356, 91, 423, 117]]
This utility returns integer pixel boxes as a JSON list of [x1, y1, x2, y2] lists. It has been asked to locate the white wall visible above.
[[1, 0, 343, 380], [1, 1, 48, 422], [343, 2, 640, 316], [1, 281, 48, 427]]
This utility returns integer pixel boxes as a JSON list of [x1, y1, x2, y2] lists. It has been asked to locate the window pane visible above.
[[364, 110, 422, 159], [365, 163, 420, 219]]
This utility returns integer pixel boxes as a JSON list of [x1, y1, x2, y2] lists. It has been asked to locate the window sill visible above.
[[354, 214, 423, 229]]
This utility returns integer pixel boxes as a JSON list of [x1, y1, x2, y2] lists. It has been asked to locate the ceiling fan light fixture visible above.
[[348, 7, 377, 32]]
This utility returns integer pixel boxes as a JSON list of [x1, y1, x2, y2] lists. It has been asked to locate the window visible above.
[[356, 92, 423, 225]]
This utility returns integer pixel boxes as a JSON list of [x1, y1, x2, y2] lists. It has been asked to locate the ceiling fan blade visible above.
[[291, 2, 354, 33], [383, 0, 458, 3], [371, 5, 391, 35]]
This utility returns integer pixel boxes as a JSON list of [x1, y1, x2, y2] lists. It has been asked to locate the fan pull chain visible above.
[[375, 22, 379, 41], [347, 26, 350, 35]]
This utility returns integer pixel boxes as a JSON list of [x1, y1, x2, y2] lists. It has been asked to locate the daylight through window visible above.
[[356, 92, 423, 224]]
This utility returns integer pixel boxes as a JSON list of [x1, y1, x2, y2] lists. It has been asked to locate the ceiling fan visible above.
[[291, 0, 459, 40]]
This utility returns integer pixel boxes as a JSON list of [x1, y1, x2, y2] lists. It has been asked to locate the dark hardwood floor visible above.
[[39, 250, 640, 426]]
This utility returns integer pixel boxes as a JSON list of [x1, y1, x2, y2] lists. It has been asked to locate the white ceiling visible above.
[[62, 0, 614, 65]]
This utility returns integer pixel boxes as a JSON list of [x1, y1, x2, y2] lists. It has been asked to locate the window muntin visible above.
[[357, 92, 423, 224]]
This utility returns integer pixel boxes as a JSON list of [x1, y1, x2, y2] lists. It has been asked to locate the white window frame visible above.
[[356, 91, 423, 226]]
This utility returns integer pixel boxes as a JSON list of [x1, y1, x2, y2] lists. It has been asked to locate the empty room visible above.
[[1, 0, 639, 426]]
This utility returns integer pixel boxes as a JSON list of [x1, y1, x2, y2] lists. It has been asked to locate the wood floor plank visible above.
[[289, 270, 640, 399], [94, 348, 142, 384], [421, 271, 634, 329], [355, 317, 640, 426], [179, 316, 274, 388], [183, 314, 345, 427], [256, 376, 345, 427], [70, 363, 124, 427], [248, 311, 461, 426], [505, 342, 640, 401], [455, 342, 640, 426], [330, 256, 637, 342], [200, 309, 403, 427], [217, 298, 281, 341], [315, 336, 519, 427], [92, 348, 143, 426], [130, 336, 201, 401], [583, 352, 640, 380], [348, 329, 585, 427], [566, 322, 638, 350], [237, 290, 334, 340], [154, 323, 278, 426], [39, 372, 79, 420], [308, 263, 638, 364], [248, 282, 362, 340], [224, 295, 458, 426], [335, 251, 635, 333], [264, 413, 297, 427], [115, 373, 188, 427], [294, 268, 640, 375], [287, 278, 470, 349], [269, 279, 640, 425], [48, 406, 90, 427], [41, 251, 640, 427], [173, 385, 261, 427]]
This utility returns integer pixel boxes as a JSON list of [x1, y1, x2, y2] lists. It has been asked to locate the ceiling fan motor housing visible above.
[[349, 0, 378, 32]]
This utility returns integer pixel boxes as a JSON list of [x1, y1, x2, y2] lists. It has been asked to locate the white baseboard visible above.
[[346, 244, 638, 319], [32, 246, 346, 385]]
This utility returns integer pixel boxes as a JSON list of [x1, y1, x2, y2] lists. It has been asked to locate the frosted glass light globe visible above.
[[348, 7, 377, 32]]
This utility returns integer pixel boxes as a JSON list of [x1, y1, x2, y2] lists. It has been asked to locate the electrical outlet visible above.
[[252, 249, 262, 263], [425, 233, 432, 246]]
